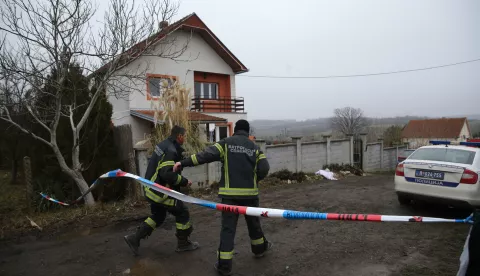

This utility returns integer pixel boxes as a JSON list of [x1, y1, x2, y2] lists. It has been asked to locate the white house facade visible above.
[[106, 13, 249, 145]]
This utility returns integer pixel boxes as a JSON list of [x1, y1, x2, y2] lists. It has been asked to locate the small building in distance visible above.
[[401, 117, 471, 149]]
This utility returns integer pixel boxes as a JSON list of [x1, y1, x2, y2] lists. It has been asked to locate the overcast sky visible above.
[[106, 0, 480, 120]]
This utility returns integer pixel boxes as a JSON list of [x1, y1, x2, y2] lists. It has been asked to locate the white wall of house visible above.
[[109, 93, 131, 126], [131, 117, 152, 145], [107, 30, 245, 145], [110, 31, 236, 111], [457, 122, 471, 141]]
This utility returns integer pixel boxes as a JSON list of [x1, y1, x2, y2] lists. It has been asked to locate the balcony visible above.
[[191, 97, 245, 113]]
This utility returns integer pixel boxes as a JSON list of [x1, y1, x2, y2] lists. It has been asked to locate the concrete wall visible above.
[[365, 143, 382, 172], [365, 143, 407, 171], [135, 135, 408, 189], [266, 144, 297, 173], [330, 139, 351, 165], [301, 142, 327, 173], [382, 147, 407, 170]]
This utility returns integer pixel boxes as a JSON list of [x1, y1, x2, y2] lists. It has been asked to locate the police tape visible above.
[[40, 169, 474, 224]]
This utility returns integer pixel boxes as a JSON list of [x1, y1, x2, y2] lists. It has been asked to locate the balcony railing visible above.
[[191, 97, 245, 113]]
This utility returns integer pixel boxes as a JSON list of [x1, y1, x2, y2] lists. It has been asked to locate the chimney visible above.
[[159, 21, 169, 30]]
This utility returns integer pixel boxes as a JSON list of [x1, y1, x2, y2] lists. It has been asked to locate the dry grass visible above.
[[148, 78, 206, 155], [0, 171, 149, 240]]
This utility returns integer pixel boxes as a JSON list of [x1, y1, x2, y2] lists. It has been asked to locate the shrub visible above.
[[322, 163, 363, 176]]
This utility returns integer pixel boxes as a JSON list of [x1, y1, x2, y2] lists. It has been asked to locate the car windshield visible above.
[[408, 148, 476, 165]]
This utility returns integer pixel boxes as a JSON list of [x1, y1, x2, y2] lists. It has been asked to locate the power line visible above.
[[238, 58, 480, 79]]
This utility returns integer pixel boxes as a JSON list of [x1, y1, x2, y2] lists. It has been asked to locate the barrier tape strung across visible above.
[[40, 169, 473, 224]]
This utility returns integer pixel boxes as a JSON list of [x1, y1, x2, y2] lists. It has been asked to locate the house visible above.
[[106, 13, 248, 145], [401, 117, 471, 149]]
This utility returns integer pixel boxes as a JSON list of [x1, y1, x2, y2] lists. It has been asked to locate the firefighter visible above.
[[173, 119, 271, 275], [124, 126, 199, 256]]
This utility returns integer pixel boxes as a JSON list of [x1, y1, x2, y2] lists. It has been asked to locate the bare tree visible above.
[[0, 0, 190, 205], [330, 107, 369, 137]]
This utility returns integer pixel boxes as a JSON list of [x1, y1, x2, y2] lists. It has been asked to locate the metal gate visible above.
[[353, 139, 363, 169]]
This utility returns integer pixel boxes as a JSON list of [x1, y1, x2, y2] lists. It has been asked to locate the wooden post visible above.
[[23, 156, 33, 213], [114, 125, 141, 203]]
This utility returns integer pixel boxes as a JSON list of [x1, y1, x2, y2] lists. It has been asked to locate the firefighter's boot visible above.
[[124, 222, 153, 256], [254, 240, 273, 258], [175, 228, 199, 252], [175, 235, 199, 252], [214, 262, 232, 276]]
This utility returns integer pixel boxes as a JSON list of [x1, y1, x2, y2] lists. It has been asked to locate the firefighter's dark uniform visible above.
[[124, 136, 197, 255], [180, 129, 271, 273]]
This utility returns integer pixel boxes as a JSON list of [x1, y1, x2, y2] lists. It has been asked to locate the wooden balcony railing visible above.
[[191, 97, 245, 113]]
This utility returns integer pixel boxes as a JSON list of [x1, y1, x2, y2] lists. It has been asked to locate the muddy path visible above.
[[0, 175, 471, 276]]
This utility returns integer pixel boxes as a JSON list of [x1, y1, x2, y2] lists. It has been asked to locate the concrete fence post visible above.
[[207, 162, 217, 185], [347, 134, 354, 165], [323, 135, 332, 165], [378, 138, 384, 170], [255, 139, 267, 154], [291, 137, 303, 172], [359, 133, 368, 171]]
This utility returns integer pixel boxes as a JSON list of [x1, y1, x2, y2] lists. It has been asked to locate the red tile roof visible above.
[[94, 13, 248, 75], [401, 117, 469, 139], [131, 109, 227, 123]]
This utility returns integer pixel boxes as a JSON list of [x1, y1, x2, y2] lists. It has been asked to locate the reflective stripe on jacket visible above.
[[144, 137, 188, 204], [180, 130, 269, 199]]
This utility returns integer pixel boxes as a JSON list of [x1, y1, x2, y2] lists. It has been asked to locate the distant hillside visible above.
[[251, 115, 480, 140]]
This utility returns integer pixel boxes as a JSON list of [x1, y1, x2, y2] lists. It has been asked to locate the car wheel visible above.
[[397, 194, 411, 205]]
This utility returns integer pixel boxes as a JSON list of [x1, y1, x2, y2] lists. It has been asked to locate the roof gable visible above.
[[96, 13, 248, 75], [401, 117, 468, 139]]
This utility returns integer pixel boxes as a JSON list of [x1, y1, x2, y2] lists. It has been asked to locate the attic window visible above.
[[147, 74, 177, 100]]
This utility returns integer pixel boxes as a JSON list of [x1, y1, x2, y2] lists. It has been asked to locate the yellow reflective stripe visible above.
[[161, 199, 175, 206], [217, 250, 234, 260], [251, 237, 264, 245], [150, 155, 165, 182], [254, 150, 258, 188], [175, 174, 182, 185], [214, 143, 224, 158], [159, 161, 175, 168], [224, 144, 229, 189], [144, 188, 175, 206], [192, 154, 199, 166], [176, 221, 192, 230], [145, 187, 167, 202], [258, 154, 266, 160], [145, 217, 156, 229], [218, 188, 259, 196]]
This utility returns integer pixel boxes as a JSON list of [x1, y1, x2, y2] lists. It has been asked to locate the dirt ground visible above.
[[0, 174, 472, 276]]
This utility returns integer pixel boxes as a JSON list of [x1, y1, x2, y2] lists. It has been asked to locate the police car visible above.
[[394, 141, 480, 208]]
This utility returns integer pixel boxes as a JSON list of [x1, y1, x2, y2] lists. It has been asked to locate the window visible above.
[[147, 75, 176, 99], [408, 148, 476, 165], [194, 82, 218, 99]]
